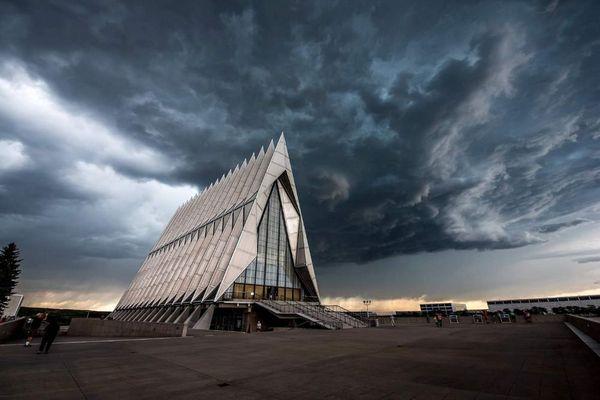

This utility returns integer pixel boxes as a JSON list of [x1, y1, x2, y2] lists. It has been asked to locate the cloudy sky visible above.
[[1, 0, 600, 312]]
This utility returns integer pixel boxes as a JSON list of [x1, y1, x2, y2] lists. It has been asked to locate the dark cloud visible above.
[[538, 218, 589, 234], [575, 256, 600, 264], [1, 0, 600, 305]]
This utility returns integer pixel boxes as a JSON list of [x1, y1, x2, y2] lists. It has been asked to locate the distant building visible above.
[[487, 295, 600, 312], [1, 294, 24, 318], [419, 302, 466, 314]]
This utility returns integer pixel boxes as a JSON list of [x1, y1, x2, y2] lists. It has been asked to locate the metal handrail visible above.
[[320, 306, 363, 328], [323, 305, 369, 327], [260, 300, 343, 329], [264, 300, 302, 316], [285, 301, 343, 329], [252, 299, 368, 330], [329, 308, 364, 328], [221, 291, 307, 302]]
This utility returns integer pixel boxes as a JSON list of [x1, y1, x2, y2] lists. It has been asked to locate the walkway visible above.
[[1, 322, 598, 399]]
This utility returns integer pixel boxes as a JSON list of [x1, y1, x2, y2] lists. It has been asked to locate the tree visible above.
[[0, 243, 22, 315]]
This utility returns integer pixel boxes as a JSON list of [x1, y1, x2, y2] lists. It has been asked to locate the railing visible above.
[[322, 305, 369, 328], [290, 301, 343, 330], [221, 291, 307, 302], [259, 300, 343, 330], [242, 298, 367, 330], [259, 300, 302, 315]]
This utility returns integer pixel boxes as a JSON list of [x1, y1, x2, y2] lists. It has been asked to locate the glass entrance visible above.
[[223, 183, 306, 301]]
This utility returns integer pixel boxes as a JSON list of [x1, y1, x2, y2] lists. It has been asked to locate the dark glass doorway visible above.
[[266, 286, 278, 300], [210, 308, 245, 331]]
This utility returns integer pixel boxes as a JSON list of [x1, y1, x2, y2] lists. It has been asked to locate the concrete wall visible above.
[[566, 315, 600, 342], [388, 317, 428, 325], [68, 318, 183, 337], [0, 317, 25, 343]]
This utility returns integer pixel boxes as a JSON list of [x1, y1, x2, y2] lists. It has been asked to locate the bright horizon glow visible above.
[[20, 286, 600, 313]]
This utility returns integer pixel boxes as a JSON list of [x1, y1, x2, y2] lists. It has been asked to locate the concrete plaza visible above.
[[1, 322, 598, 399]]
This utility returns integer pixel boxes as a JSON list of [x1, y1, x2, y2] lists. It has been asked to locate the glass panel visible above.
[[244, 284, 254, 299], [223, 283, 233, 300], [228, 184, 305, 300], [254, 284, 264, 299], [233, 283, 245, 299]]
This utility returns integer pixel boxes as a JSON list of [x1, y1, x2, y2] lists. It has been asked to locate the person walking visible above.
[[24, 313, 45, 347], [37, 314, 59, 354]]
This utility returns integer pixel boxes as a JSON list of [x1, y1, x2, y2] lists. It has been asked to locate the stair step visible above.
[[257, 300, 367, 330]]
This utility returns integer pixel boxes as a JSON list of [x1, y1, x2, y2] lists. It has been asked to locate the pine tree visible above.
[[0, 243, 21, 315]]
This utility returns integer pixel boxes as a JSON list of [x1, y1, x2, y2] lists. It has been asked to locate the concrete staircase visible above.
[[258, 300, 368, 330]]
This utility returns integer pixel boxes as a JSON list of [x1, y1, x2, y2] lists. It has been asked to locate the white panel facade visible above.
[[114, 133, 321, 319]]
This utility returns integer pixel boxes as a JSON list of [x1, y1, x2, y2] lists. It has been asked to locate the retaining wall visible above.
[[566, 314, 600, 342], [0, 317, 25, 343], [68, 318, 184, 337]]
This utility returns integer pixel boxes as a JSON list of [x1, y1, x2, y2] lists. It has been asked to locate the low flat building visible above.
[[419, 302, 466, 314], [487, 295, 600, 312]]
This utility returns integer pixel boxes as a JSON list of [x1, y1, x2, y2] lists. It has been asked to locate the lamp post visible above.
[[363, 299, 372, 322]]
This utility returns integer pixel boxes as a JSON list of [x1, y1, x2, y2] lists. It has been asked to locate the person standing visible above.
[[24, 313, 44, 347], [37, 314, 59, 354]]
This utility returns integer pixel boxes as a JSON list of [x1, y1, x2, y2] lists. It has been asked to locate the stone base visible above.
[[68, 318, 183, 337]]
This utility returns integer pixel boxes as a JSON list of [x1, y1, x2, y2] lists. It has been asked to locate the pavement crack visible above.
[[59, 354, 89, 400]]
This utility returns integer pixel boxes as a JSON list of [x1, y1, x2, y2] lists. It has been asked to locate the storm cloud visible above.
[[1, 0, 599, 308]]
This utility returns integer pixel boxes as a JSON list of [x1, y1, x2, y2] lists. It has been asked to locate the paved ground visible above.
[[1, 322, 598, 400]]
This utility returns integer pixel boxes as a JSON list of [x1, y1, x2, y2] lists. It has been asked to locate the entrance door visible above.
[[266, 286, 278, 300]]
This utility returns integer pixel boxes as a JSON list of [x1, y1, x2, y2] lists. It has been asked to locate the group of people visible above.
[[490, 310, 534, 323], [425, 313, 445, 327], [23, 313, 60, 354], [426, 310, 535, 326]]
